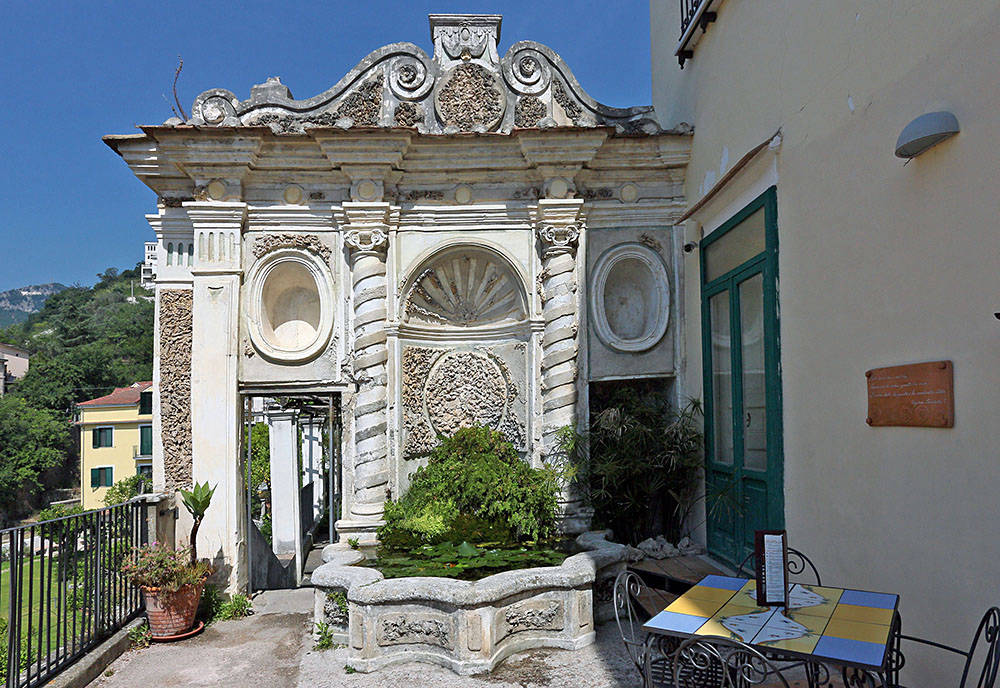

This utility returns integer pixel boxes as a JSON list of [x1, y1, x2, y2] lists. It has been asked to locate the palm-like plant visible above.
[[179, 482, 215, 567], [561, 384, 706, 545]]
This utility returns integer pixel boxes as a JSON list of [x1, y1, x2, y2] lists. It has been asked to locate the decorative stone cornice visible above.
[[156, 133, 262, 189], [181, 14, 661, 136]]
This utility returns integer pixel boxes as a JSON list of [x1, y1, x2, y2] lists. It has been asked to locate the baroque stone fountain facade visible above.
[[105, 14, 691, 605]]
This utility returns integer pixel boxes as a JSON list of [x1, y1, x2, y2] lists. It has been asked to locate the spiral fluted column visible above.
[[345, 222, 390, 521], [538, 222, 582, 449], [536, 198, 591, 533]]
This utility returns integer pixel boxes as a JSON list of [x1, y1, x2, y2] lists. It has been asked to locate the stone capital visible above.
[[536, 198, 585, 257], [537, 224, 580, 257], [340, 202, 395, 260], [344, 227, 389, 258], [182, 201, 248, 230]]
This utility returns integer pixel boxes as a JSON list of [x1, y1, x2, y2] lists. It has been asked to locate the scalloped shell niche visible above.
[[262, 262, 320, 349]]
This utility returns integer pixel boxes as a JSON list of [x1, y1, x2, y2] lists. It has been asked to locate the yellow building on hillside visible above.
[[76, 381, 153, 509]]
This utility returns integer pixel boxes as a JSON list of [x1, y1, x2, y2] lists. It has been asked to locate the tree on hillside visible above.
[[0, 264, 153, 517], [4, 264, 153, 410], [0, 396, 71, 517]]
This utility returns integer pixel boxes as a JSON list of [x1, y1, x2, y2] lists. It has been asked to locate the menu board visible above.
[[755, 530, 789, 608], [866, 360, 954, 428]]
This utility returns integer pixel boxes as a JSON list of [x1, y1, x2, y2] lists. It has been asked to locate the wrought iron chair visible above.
[[671, 635, 792, 687], [735, 546, 823, 586], [614, 570, 668, 686], [852, 607, 1000, 688], [613, 570, 727, 687]]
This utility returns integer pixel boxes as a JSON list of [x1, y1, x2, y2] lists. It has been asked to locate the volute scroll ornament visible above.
[[190, 88, 239, 126], [502, 47, 552, 96], [389, 54, 435, 101], [538, 224, 581, 257], [344, 228, 389, 257]]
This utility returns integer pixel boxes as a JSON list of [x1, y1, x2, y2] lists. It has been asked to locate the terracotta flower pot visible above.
[[142, 581, 205, 638]]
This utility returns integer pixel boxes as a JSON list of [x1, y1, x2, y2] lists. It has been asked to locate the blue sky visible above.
[[0, 1, 651, 292]]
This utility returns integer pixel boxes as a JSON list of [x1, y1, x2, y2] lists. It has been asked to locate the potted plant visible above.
[[121, 482, 216, 638]]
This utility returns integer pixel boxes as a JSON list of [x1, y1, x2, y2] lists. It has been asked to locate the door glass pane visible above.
[[704, 207, 766, 281], [740, 273, 767, 471], [710, 291, 733, 466]]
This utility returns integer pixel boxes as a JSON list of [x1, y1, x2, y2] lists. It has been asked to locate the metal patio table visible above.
[[641, 574, 902, 687]]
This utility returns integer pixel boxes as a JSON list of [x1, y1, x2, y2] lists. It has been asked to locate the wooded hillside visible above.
[[0, 266, 154, 520]]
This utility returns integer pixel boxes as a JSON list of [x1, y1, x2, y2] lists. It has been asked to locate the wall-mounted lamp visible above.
[[895, 111, 960, 158]]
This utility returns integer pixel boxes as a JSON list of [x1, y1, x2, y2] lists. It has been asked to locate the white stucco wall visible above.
[[652, 0, 1000, 681]]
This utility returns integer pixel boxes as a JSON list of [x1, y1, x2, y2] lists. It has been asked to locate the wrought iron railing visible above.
[[679, 0, 703, 36], [677, 0, 718, 67], [1, 500, 147, 688]]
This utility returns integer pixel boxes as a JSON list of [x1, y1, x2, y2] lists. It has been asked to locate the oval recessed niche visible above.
[[247, 249, 334, 363], [590, 243, 670, 353]]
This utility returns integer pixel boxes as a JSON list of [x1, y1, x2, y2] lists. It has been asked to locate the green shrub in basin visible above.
[[378, 426, 560, 547]]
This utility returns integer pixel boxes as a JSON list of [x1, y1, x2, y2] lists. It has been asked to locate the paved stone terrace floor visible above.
[[88, 589, 826, 688]]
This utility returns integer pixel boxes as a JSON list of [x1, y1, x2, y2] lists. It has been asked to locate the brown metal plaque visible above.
[[866, 360, 954, 428]]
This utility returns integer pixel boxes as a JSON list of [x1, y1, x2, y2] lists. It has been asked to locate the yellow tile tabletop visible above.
[[642, 575, 900, 671], [830, 603, 895, 626]]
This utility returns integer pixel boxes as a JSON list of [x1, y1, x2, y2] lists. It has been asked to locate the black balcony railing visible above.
[[679, 0, 702, 36], [677, 0, 718, 67], [2, 500, 147, 688]]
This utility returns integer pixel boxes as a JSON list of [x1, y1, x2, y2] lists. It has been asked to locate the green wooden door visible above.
[[701, 187, 784, 567]]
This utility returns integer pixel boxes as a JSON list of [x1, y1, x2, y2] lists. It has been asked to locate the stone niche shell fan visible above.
[[247, 249, 335, 363], [403, 248, 527, 328]]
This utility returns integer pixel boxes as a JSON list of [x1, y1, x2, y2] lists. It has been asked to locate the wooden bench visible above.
[[633, 585, 679, 619], [628, 555, 729, 607]]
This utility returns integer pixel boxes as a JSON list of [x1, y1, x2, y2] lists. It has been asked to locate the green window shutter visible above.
[[92, 429, 99, 449], [91, 468, 100, 488], [103, 467, 114, 487], [139, 391, 152, 416], [140, 426, 152, 456]]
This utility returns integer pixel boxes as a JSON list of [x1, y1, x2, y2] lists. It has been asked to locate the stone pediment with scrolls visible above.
[[187, 14, 662, 136]]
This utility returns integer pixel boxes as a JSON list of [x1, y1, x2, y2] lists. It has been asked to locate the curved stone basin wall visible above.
[[311, 531, 627, 675]]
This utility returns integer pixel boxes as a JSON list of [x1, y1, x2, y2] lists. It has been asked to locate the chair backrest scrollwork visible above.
[[736, 546, 823, 586], [672, 635, 791, 688], [960, 607, 1000, 688], [612, 570, 647, 673]]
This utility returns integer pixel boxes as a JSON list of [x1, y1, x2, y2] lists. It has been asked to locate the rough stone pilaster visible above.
[[344, 204, 392, 524], [158, 289, 193, 491]]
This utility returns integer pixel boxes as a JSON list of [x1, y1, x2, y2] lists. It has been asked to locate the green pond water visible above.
[[363, 540, 578, 581]]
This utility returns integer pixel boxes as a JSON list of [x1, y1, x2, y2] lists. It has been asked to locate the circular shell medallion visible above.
[[590, 243, 671, 353], [434, 63, 507, 132]]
